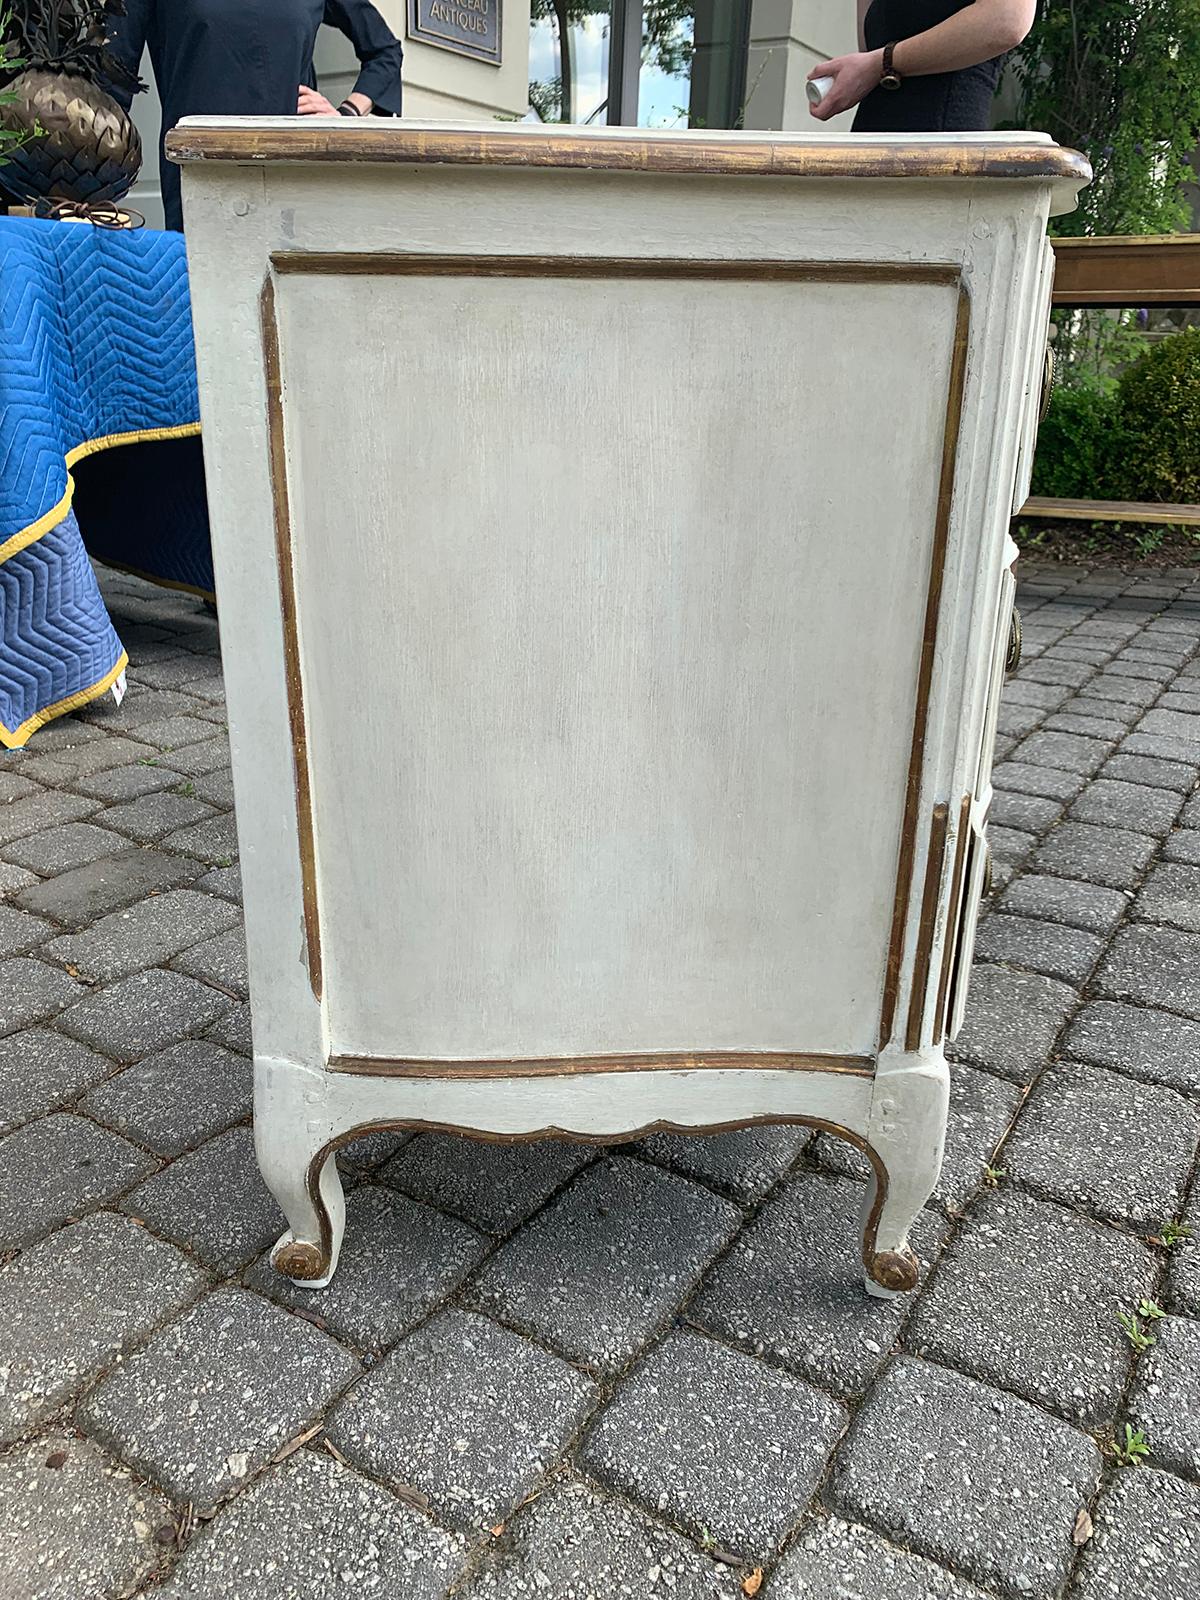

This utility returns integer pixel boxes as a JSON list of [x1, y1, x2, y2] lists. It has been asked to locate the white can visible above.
[[807, 75, 834, 108]]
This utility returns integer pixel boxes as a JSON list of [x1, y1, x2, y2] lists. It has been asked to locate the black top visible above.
[[852, 0, 1005, 133], [108, 0, 403, 230]]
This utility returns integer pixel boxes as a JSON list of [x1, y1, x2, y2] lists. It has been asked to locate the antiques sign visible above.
[[408, 0, 501, 64]]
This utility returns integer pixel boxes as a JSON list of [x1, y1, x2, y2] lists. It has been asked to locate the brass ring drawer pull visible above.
[[981, 849, 994, 902], [1038, 343, 1056, 425], [1006, 606, 1022, 675]]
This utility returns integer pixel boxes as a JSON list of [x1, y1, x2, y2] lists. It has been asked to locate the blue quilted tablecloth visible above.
[[0, 214, 211, 747]]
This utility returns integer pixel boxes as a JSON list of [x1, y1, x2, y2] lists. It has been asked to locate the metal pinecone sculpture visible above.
[[0, 1, 144, 204]]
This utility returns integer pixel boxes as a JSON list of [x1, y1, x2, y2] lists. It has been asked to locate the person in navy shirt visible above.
[[107, 0, 402, 231]]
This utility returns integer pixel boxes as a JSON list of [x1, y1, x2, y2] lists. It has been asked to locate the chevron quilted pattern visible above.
[[0, 214, 200, 550], [0, 215, 205, 744], [0, 509, 126, 748]]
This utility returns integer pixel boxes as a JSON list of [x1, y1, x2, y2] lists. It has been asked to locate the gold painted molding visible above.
[[259, 251, 969, 1056], [273, 1111, 918, 1294], [330, 1051, 875, 1079], [166, 122, 1089, 189], [879, 283, 971, 1047]]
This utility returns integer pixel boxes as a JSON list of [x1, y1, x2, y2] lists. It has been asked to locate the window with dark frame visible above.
[[527, 1, 751, 130]]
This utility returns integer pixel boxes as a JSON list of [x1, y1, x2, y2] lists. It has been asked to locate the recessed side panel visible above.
[[273, 264, 958, 1060]]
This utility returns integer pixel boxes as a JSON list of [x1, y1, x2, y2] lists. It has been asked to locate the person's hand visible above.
[[806, 51, 884, 119], [298, 84, 338, 115]]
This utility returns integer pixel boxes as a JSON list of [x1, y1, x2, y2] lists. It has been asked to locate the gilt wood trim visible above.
[[271, 253, 963, 286], [879, 283, 971, 1047], [905, 802, 951, 1053], [263, 251, 968, 1055], [281, 1110, 913, 1292], [330, 1051, 875, 1079], [934, 793, 973, 1042], [166, 123, 1089, 187], [261, 278, 323, 1002]]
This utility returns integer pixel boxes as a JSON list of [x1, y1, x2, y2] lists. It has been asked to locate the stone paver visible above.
[[1072, 1467, 1200, 1600], [0, 1027, 114, 1133], [0, 905, 55, 958], [246, 1185, 489, 1349], [1099, 750, 1195, 790], [155, 1450, 465, 1600], [57, 967, 231, 1060], [0, 1210, 206, 1442], [1, 820, 126, 875], [1065, 999, 1200, 1096], [1003, 1061, 1200, 1229], [0, 1114, 158, 1249], [1069, 779, 1182, 835], [0, 1431, 172, 1600], [0, 789, 98, 847], [773, 1516, 993, 1600], [992, 760, 1084, 801], [581, 1329, 846, 1559], [79, 1039, 251, 1156], [171, 927, 248, 996], [380, 1132, 591, 1233], [1033, 822, 1157, 890], [1133, 860, 1200, 932], [325, 1308, 595, 1533], [693, 1171, 947, 1395], [1164, 827, 1200, 864], [15, 846, 203, 928], [1126, 1314, 1200, 1478], [0, 958, 81, 1035], [950, 964, 1078, 1082], [81, 1287, 359, 1513], [972, 913, 1105, 983], [466, 1156, 741, 1372], [45, 889, 240, 984], [828, 1357, 1101, 1600], [997, 873, 1129, 934], [638, 1124, 810, 1202], [100, 790, 217, 843], [122, 1125, 282, 1273], [6, 562, 1200, 1595], [460, 1478, 740, 1599], [906, 1189, 1154, 1426], [1095, 923, 1200, 1018]]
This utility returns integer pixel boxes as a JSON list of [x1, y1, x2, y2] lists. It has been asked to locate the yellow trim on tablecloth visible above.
[[0, 650, 129, 749], [0, 423, 202, 563]]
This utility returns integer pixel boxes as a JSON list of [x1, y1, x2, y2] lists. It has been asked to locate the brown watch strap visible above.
[[881, 41, 902, 89]]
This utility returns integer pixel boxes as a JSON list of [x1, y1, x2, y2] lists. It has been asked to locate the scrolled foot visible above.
[[867, 1247, 920, 1295], [271, 1236, 330, 1284]]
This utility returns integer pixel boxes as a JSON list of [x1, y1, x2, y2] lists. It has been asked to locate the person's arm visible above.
[[857, 0, 871, 52], [100, 0, 151, 111], [299, 0, 402, 116], [809, 0, 1035, 121]]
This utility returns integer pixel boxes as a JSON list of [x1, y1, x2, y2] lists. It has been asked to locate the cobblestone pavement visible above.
[[2, 560, 1200, 1599]]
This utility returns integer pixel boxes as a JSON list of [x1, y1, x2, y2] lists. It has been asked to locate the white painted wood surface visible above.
[[174, 121, 1086, 1293]]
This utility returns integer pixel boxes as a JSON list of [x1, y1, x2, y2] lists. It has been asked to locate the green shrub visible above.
[[1030, 380, 1122, 500], [1115, 328, 1200, 504]]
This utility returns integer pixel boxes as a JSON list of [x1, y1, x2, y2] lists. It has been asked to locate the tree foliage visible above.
[[0, 13, 30, 161], [1010, 0, 1200, 237]]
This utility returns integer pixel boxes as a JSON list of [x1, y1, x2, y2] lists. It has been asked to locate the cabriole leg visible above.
[[254, 1058, 345, 1288], [861, 1044, 950, 1299]]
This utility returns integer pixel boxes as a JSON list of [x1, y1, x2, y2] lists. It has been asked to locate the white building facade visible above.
[[126, 2, 860, 226]]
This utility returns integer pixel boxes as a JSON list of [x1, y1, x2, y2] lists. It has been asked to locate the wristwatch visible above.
[[880, 41, 902, 90]]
